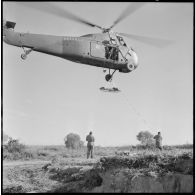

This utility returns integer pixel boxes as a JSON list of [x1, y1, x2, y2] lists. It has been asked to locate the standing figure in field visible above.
[[86, 131, 95, 159], [154, 132, 162, 150]]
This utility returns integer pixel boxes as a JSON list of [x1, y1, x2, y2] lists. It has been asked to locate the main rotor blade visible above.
[[109, 3, 146, 30], [17, 2, 104, 30], [118, 33, 174, 48]]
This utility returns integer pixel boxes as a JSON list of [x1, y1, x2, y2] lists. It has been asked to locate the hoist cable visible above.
[[119, 89, 153, 129]]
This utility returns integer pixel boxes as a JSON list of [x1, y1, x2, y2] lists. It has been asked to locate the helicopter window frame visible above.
[[116, 36, 127, 47]]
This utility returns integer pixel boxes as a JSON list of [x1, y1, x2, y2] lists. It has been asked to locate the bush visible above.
[[136, 131, 155, 146], [4, 138, 26, 153], [64, 133, 84, 149], [3, 138, 33, 160]]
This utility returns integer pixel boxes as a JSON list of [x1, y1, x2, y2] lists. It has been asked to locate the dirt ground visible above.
[[3, 149, 193, 193], [3, 160, 51, 167]]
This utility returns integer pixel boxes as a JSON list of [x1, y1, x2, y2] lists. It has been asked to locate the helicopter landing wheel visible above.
[[105, 74, 112, 82], [21, 53, 27, 60]]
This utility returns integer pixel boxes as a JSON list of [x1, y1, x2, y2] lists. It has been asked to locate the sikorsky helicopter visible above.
[[3, 2, 172, 82]]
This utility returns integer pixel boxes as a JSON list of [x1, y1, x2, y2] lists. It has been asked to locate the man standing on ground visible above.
[[86, 131, 95, 159], [154, 132, 162, 150]]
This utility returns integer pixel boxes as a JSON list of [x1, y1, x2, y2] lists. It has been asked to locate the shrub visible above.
[[64, 133, 84, 149], [136, 131, 155, 146], [4, 138, 26, 153], [2, 138, 33, 160]]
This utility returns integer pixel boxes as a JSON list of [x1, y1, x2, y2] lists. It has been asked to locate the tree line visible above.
[[3, 130, 155, 150]]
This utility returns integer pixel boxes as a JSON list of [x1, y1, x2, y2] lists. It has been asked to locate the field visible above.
[[3, 144, 193, 193]]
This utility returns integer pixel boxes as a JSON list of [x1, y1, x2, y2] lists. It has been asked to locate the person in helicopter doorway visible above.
[[86, 131, 95, 159], [153, 131, 163, 150]]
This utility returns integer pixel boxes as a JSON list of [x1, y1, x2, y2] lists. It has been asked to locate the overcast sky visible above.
[[3, 2, 193, 146]]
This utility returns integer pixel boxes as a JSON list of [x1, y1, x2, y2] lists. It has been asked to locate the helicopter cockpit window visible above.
[[105, 46, 118, 61], [117, 36, 127, 46]]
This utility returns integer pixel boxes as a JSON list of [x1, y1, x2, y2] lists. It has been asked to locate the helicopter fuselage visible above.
[[3, 24, 138, 73]]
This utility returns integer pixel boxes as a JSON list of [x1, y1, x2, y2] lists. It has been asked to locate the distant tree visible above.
[[136, 131, 155, 146], [4, 138, 26, 153], [64, 133, 84, 149]]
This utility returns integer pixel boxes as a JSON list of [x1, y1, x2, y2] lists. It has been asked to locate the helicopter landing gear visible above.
[[21, 47, 33, 60], [105, 74, 112, 81], [105, 69, 117, 82], [21, 53, 28, 60]]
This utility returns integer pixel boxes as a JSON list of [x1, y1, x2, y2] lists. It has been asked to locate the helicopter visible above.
[[3, 2, 172, 82]]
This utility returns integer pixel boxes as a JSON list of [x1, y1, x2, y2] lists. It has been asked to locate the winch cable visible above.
[[105, 79, 117, 88], [98, 73, 154, 129], [119, 89, 154, 130]]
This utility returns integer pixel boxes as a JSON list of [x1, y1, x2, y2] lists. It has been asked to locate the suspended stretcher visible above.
[[99, 86, 120, 92], [99, 77, 121, 93]]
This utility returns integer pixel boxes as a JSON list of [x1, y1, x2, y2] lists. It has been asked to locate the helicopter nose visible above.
[[126, 49, 139, 71], [131, 50, 138, 67]]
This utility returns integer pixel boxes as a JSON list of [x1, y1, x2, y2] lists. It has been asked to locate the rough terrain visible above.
[[3, 148, 193, 193]]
